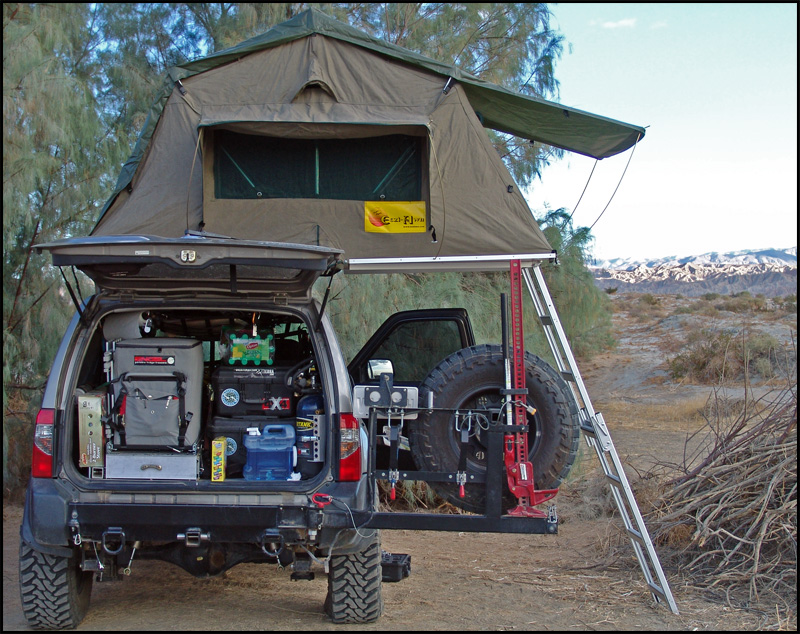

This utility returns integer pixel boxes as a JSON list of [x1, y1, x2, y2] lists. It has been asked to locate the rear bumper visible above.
[[65, 501, 354, 545], [21, 477, 371, 555]]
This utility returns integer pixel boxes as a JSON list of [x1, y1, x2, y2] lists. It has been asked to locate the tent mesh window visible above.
[[213, 130, 423, 201]]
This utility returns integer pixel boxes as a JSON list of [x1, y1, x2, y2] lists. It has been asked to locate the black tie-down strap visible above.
[[108, 388, 127, 447], [173, 372, 191, 449], [387, 412, 403, 499], [455, 411, 472, 498]]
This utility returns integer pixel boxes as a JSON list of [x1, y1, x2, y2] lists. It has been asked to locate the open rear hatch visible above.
[[35, 234, 343, 297], [35, 235, 342, 487]]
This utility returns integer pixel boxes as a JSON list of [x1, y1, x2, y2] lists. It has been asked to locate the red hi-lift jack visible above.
[[503, 260, 558, 517]]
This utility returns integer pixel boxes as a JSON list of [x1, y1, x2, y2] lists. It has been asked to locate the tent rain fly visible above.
[[91, 9, 645, 272]]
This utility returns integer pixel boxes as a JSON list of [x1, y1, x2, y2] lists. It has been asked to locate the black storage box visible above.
[[381, 552, 411, 582], [212, 365, 295, 417], [207, 416, 271, 478]]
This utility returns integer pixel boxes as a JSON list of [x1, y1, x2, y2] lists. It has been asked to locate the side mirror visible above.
[[367, 359, 393, 380]]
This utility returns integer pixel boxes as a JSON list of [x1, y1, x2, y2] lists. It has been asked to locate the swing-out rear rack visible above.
[[359, 404, 558, 534]]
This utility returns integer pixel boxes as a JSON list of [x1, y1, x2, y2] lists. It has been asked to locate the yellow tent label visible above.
[[364, 201, 426, 233]]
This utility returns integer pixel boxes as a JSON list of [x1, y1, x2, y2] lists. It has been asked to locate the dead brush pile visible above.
[[649, 382, 797, 619]]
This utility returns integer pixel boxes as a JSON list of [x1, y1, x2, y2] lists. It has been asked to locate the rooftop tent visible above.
[[91, 8, 645, 272]]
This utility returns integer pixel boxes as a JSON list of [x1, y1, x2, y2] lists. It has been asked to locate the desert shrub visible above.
[[604, 287, 618, 294], [668, 328, 735, 382], [744, 331, 790, 379], [774, 294, 797, 314], [696, 301, 721, 317], [626, 293, 667, 322], [715, 292, 769, 313], [677, 299, 712, 315], [701, 292, 720, 301], [538, 210, 615, 358], [668, 326, 789, 383], [542, 264, 615, 358]]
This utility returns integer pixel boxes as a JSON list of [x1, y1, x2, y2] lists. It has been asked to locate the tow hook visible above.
[[67, 514, 82, 546], [177, 527, 210, 547], [260, 531, 284, 557], [101, 527, 126, 555]]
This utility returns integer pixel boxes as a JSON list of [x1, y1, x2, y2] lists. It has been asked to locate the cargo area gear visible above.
[[109, 338, 203, 450]]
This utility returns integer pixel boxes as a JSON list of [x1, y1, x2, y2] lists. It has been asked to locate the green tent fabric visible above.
[[92, 9, 646, 270], [169, 8, 645, 158]]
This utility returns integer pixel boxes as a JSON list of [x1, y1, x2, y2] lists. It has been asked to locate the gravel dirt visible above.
[[4, 293, 795, 631]]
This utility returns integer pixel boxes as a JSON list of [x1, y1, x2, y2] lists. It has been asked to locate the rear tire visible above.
[[19, 541, 93, 630], [324, 531, 383, 624], [409, 344, 580, 513]]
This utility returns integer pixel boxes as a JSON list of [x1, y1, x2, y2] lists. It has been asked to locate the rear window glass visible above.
[[368, 320, 464, 383]]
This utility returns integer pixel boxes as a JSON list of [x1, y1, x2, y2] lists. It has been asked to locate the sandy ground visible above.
[[4, 293, 795, 631]]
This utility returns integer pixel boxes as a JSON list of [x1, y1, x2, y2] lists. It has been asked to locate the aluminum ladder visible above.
[[521, 263, 679, 615]]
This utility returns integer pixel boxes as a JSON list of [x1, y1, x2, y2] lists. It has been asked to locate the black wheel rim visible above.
[[444, 382, 543, 473]]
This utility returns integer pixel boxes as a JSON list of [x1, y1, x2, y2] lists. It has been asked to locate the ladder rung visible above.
[[626, 526, 645, 545], [580, 423, 596, 436], [560, 370, 575, 382], [605, 473, 622, 486], [647, 581, 669, 601], [539, 315, 554, 326]]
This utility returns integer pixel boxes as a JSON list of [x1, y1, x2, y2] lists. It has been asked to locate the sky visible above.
[[524, 3, 797, 261]]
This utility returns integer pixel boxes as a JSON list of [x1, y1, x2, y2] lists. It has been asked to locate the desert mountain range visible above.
[[590, 247, 797, 297]]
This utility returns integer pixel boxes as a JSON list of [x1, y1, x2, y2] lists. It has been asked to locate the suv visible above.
[[20, 234, 579, 628]]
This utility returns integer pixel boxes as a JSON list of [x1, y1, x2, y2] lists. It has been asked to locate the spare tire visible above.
[[408, 344, 580, 513]]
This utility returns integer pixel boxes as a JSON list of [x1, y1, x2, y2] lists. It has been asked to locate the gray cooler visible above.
[[111, 338, 203, 449]]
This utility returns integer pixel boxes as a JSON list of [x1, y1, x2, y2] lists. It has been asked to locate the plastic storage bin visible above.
[[212, 366, 294, 417], [243, 424, 296, 480], [219, 326, 274, 366]]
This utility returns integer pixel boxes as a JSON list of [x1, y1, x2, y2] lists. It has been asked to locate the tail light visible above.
[[338, 413, 362, 481], [31, 408, 55, 478]]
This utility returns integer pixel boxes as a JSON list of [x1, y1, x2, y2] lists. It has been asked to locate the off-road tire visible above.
[[409, 344, 581, 513], [324, 531, 383, 624], [19, 541, 93, 630]]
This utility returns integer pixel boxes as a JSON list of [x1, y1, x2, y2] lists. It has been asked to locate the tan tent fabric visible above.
[[94, 34, 552, 261], [92, 10, 645, 270]]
